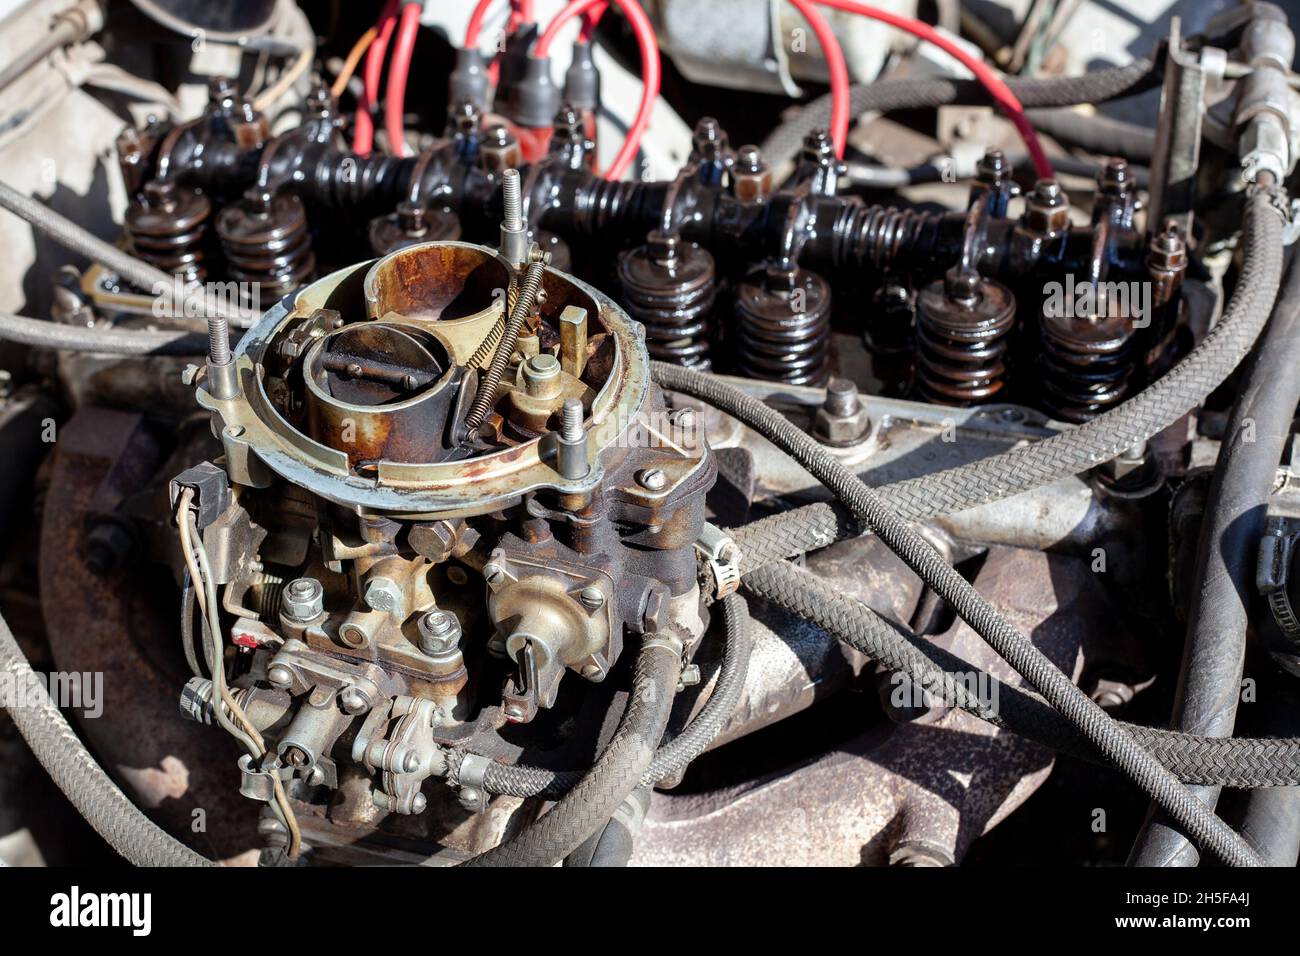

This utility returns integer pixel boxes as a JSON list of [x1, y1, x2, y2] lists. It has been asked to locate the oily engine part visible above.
[[3, 0, 1300, 880]]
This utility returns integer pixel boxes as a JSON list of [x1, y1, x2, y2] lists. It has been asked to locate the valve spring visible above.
[[1039, 309, 1139, 423], [215, 190, 316, 306], [617, 233, 718, 369], [735, 265, 832, 386], [914, 273, 1016, 405], [124, 180, 212, 283]]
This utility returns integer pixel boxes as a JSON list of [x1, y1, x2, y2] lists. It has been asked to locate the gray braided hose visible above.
[[462, 634, 683, 867], [467, 593, 753, 800], [649, 361, 1266, 867], [745, 560, 1300, 789], [733, 186, 1289, 574], [760, 59, 1159, 169], [0, 608, 213, 867]]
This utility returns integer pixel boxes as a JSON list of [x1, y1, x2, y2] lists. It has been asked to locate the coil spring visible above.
[[124, 180, 211, 283], [735, 265, 831, 386], [618, 233, 717, 369], [914, 272, 1016, 405], [215, 190, 315, 306], [833, 202, 941, 270], [1039, 310, 1138, 423]]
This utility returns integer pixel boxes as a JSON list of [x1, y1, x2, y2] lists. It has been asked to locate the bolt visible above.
[[458, 786, 483, 812], [581, 663, 603, 680], [363, 576, 402, 613], [735, 145, 762, 172], [504, 702, 525, 721], [579, 586, 605, 610], [339, 686, 371, 715], [411, 793, 427, 814], [636, 468, 668, 491], [281, 577, 324, 622], [402, 751, 422, 773], [268, 664, 294, 688], [483, 564, 505, 586], [561, 397, 584, 442], [418, 609, 461, 655], [1033, 178, 1063, 204], [283, 745, 310, 768], [824, 377, 859, 418], [502, 167, 522, 227]]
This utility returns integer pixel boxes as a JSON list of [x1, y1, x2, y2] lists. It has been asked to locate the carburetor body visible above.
[[173, 238, 714, 859]]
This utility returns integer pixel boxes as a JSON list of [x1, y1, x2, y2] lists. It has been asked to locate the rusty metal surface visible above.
[[39, 409, 261, 865], [632, 547, 1091, 866]]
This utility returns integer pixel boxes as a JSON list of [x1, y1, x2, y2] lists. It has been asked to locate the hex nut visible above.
[[282, 577, 325, 621]]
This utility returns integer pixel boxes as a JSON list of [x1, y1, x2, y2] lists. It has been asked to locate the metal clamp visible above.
[[695, 522, 741, 600], [457, 752, 491, 814], [1257, 516, 1300, 641]]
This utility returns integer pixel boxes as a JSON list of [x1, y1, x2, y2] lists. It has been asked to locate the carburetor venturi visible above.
[[194, 239, 652, 517]]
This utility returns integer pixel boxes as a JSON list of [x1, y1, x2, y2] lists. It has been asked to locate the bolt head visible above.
[[339, 686, 371, 715], [411, 792, 428, 814], [483, 564, 505, 586], [363, 576, 402, 613], [579, 586, 605, 610], [403, 751, 422, 774], [459, 786, 484, 812], [268, 664, 293, 688]]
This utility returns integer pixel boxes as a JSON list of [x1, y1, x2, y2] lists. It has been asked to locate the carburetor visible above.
[[169, 220, 715, 858]]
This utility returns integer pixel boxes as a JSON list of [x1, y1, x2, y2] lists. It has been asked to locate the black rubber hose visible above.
[[746, 559, 1300, 787], [0, 608, 213, 866], [565, 787, 651, 867], [760, 58, 1160, 167], [462, 633, 683, 867], [1130, 251, 1300, 866], [650, 360, 1264, 867], [461, 592, 753, 799], [1024, 107, 1156, 164], [0, 311, 210, 356], [1237, 679, 1300, 865], [731, 186, 1288, 575]]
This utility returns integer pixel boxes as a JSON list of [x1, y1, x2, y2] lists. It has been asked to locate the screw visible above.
[[483, 564, 505, 586], [636, 468, 668, 491], [579, 586, 605, 610], [339, 686, 371, 715], [283, 745, 310, 768], [459, 786, 483, 812], [411, 793, 427, 814], [402, 751, 422, 773], [268, 664, 293, 688], [581, 663, 603, 680], [824, 378, 859, 418]]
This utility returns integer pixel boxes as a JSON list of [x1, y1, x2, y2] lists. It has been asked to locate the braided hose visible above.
[[650, 360, 1265, 867], [760, 58, 1160, 169], [462, 634, 683, 867], [463, 257, 546, 431], [0, 608, 213, 867], [746, 560, 1300, 789], [733, 187, 1289, 574], [465, 593, 753, 800]]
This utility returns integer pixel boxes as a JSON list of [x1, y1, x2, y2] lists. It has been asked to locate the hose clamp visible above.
[[457, 752, 491, 815], [695, 523, 741, 600], [1257, 516, 1300, 642]]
